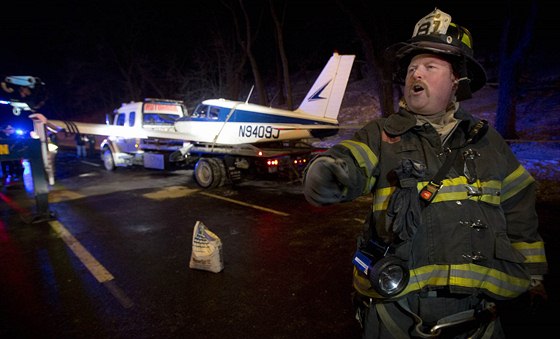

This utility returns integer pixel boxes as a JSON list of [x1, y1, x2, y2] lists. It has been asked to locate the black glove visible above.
[[385, 159, 425, 240], [528, 277, 548, 315], [303, 156, 350, 206]]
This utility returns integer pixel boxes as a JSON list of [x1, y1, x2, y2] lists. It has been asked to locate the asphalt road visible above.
[[1, 149, 558, 338]]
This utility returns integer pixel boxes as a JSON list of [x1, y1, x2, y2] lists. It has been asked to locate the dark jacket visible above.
[[75, 133, 86, 145], [316, 106, 547, 301]]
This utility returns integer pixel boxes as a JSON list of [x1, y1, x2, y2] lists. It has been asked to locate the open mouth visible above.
[[412, 83, 425, 93]]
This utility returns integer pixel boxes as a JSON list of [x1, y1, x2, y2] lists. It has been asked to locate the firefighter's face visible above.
[[403, 54, 457, 116]]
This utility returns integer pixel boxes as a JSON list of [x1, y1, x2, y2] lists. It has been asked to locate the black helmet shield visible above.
[[386, 8, 487, 101]]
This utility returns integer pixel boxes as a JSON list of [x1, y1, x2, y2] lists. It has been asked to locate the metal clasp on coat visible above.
[[460, 219, 487, 231], [463, 149, 480, 184], [465, 185, 482, 197], [463, 251, 487, 262]]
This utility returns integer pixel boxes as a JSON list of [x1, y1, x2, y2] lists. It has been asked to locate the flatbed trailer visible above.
[[172, 140, 325, 188]]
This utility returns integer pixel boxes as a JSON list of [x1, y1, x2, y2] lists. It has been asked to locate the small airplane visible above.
[[173, 52, 355, 145], [42, 52, 355, 148], [31, 53, 355, 187]]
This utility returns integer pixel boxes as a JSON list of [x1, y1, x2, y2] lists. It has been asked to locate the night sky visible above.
[[3, 1, 555, 72], [1, 0, 557, 123]]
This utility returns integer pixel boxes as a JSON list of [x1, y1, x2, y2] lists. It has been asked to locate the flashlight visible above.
[[352, 240, 410, 297]]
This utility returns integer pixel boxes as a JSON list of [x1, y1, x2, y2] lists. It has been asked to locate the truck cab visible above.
[[100, 98, 187, 171]]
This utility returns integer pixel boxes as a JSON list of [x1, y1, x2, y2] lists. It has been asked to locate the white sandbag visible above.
[[189, 220, 224, 273]]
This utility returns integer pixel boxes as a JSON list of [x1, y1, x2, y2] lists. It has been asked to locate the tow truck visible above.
[[99, 98, 188, 171]]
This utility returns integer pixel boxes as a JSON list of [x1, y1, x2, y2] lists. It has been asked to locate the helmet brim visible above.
[[385, 41, 487, 94]]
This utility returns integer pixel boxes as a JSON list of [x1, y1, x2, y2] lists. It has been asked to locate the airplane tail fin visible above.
[[295, 53, 355, 120]]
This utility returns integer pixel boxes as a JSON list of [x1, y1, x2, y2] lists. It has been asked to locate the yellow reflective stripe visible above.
[[460, 30, 472, 48], [512, 241, 547, 264], [339, 140, 378, 176], [477, 179, 502, 204], [353, 263, 530, 299], [512, 241, 546, 250], [417, 177, 501, 205], [523, 254, 547, 263], [353, 267, 384, 298], [385, 177, 502, 205], [502, 165, 535, 202], [450, 22, 473, 49], [373, 186, 394, 211], [372, 176, 504, 212], [398, 264, 529, 299], [339, 140, 379, 193]]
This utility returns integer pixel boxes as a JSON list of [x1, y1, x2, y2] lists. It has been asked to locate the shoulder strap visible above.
[[419, 119, 488, 204], [419, 148, 460, 203]]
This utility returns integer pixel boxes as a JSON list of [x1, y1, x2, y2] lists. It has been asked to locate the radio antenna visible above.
[[244, 86, 254, 104]]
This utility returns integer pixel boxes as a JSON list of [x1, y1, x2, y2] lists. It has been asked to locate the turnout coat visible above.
[[317, 106, 547, 301]]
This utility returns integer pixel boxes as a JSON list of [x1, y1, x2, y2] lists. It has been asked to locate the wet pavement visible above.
[[1, 149, 559, 338]]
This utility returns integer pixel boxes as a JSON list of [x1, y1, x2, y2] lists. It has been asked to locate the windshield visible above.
[[143, 113, 181, 125]]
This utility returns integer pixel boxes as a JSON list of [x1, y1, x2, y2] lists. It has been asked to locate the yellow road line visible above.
[[49, 220, 114, 282], [49, 220, 134, 308], [199, 192, 290, 216]]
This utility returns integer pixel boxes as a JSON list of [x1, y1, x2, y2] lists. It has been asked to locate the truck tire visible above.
[[102, 149, 116, 171], [208, 158, 227, 187], [194, 158, 223, 188]]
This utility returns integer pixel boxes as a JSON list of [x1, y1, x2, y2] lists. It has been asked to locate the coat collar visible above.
[[383, 106, 476, 136]]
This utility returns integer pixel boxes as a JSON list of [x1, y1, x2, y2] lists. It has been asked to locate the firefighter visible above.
[[303, 8, 548, 338]]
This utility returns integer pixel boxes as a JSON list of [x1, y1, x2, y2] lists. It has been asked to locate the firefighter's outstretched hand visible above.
[[303, 156, 350, 206]]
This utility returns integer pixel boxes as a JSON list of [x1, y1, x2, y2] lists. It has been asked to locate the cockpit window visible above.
[[209, 107, 220, 119], [192, 104, 209, 118]]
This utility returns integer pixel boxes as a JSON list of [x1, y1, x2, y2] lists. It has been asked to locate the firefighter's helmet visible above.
[[386, 8, 487, 101]]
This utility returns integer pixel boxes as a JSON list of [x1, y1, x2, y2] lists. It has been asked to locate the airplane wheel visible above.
[[194, 158, 221, 188], [102, 149, 116, 171]]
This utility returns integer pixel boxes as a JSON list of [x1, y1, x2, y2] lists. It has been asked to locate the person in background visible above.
[[87, 134, 96, 158], [75, 132, 87, 158], [303, 8, 547, 338]]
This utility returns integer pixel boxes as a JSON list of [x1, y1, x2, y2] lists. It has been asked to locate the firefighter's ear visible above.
[[452, 79, 459, 90]]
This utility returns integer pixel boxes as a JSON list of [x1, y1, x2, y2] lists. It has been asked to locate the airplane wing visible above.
[[47, 119, 194, 141], [46, 119, 341, 141]]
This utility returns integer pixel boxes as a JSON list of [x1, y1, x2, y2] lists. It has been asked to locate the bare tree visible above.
[[221, 0, 268, 105], [269, 0, 293, 109], [181, 26, 248, 106], [335, 0, 396, 117], [495, 0, 538, 139]]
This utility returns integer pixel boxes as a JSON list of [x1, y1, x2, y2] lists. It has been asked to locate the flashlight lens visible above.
[[379, 265, 405, 294], [370, 257, 410, 297]]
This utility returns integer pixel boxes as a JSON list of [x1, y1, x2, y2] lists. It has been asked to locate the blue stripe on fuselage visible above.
[[179, 109, 337, 126]]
